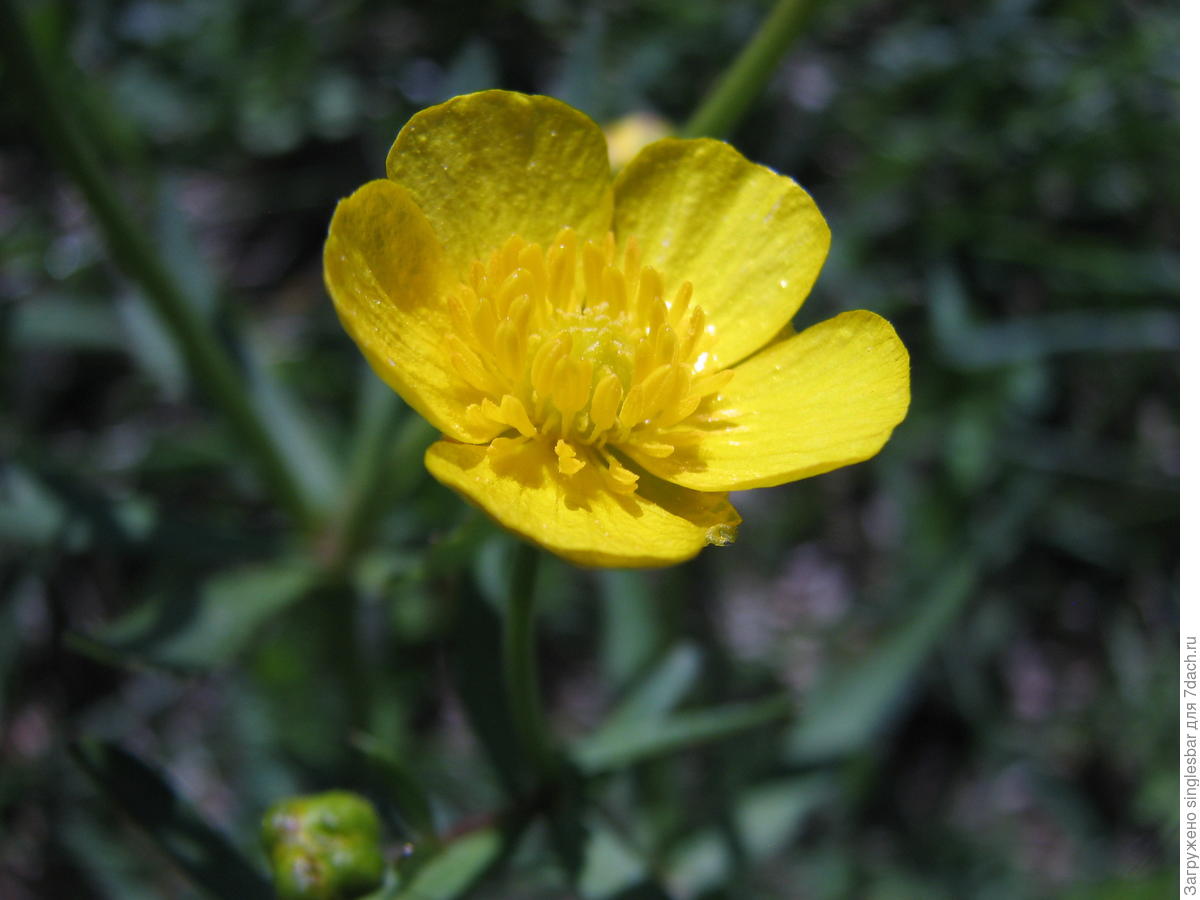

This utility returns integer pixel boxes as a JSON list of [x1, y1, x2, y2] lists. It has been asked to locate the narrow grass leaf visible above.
[[449, 580, 527, 796], [787, 476, 1044, 763], [393, 829, 503, 900], [598, 642, 701, 729], [665, 775, 833, 898], [59, 813, 171, 900], [599, 570, 664, 689], [70, 740, 272, 899], [930, 262, 1177, 370], [72, 559, 316, 671], [0, 464, 68, 549], [10, 293, 123, 351], [244, 325, 341, 513], [351, 733, 437, 843], [573, 695, 792, 775], [117, 290, 188, 400], [579, 817, 647, 898], [786, 560, 975, 763]]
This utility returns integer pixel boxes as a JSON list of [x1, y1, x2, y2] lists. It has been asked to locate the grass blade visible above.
[[71, 740, 272, 899], [573, 695, 792, 775]]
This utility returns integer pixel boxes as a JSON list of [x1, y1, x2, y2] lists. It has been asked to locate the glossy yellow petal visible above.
[[324, 179, 499, 443], [612, 138, 831, 369], [626, 311, 909, 491], [386, 90, 613, 276], [425, 439, 741, 568]]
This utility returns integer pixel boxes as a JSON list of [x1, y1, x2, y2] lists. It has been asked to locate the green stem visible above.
[[503, 542, 556, 782], [681, 0, 818, 139], [0, 0, 316, 531]]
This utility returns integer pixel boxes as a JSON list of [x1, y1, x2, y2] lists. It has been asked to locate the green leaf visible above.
[[244, 323, 341, 515], [579, 816, 675, 899], [598, 570, 664, 690], [664, 775, 832, 898], [1058, 870, 1177, 900], [578, 826, 643, 898], [117, 289, 188, 400], [786, 560, 975, 763], [332, 371, 409, 565], [354, 512, 491, 605], [393, 829, 503, 900], [384, 413, 441, 503], [351, 733, 438, 843], [978, 224, 1177, 294], [59, 812, 166, 900], [929, 262, 1177, 370], [0, 461, 156, 553], [598, 642, 701, 731], [545, 760, 589, 886], [787, 476, 1044, 763], [0, 463, 67, 549], [71, 559, 316, 670], [71, 740, 272, 900], [152, 177, 219, 319], [10, 292, 123, 351], [118, 173, 229, 394], [449, 580, 527, 797], [572, 694, 792, 775]]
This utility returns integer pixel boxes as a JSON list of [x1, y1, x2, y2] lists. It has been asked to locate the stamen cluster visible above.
[[445, 229, 733, 493]]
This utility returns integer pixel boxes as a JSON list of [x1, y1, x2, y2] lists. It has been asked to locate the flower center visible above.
[[445, 228, 733, 493]]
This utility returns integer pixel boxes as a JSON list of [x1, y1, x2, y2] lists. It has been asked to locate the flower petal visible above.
[[626, 311, 910, 491], [325, 179, 499, 443], [386, 90, 613, 275], [613, 138, 831, 369], [425, 439, 741, 568]]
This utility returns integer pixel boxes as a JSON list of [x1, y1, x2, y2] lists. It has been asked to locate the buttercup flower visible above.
[[325, 91, 909, 567]]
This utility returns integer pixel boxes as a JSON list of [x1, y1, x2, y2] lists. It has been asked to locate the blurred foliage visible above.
[[0, 0, 1177, 898]]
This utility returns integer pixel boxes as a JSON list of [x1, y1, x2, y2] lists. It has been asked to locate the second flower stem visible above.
[[503, 542, 557, 783], [0, 0, 317, 532], [681, 0, 819, 139]]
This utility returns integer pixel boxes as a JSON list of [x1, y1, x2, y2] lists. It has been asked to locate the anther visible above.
[[587, 369, 623, 434], [451, 229, 730, 487], [555, 439, 585, 475]]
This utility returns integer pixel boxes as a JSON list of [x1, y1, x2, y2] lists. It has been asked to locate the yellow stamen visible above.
[[444, 230, 731, 490], [555, 439, 585, 475], [483, 394, 537, 438], [588, 369, 623, 434]]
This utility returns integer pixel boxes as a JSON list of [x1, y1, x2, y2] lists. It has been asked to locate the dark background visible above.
[[0, 0, 1179, 897]]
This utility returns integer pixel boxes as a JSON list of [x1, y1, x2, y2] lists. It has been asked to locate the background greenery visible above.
[[0, 0, 1178, 897]]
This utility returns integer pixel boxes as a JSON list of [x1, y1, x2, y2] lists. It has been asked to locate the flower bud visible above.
[[603, 111, 673, 170], [261, 791, 385, 900]]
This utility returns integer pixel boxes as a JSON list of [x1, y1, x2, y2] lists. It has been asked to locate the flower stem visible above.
[[503, 542, 557, 782], [681, 0, 818, 139], [0, 0, 317, 532]]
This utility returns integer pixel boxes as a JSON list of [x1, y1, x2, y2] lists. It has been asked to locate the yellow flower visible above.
[[325, 91, 909, 568]]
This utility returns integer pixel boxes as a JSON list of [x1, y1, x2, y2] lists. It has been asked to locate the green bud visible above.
[[262, 791, 385, 900]]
